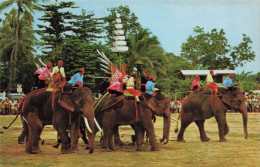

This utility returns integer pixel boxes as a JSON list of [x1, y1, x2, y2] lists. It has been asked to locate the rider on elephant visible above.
[[206, 69, 218, 93], [126, 73, 140, 102], [223, 73, 237, 91], [107, 78, 123, 96], [68, 68, 85, 87], [141, 71, 149, 92], [146, 75, 156, 96], [47, 60, 66, 91], [190, 75, 201, 91]]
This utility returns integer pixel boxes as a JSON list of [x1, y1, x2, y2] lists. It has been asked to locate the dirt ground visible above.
[[0, 113, 259, 167]]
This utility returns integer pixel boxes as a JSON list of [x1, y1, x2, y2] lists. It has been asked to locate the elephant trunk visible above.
[[240, 100, 248, 139]]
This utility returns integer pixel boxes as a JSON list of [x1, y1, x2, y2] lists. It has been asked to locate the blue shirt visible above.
[[223, 77, 233, 87], [145, 81, 155, 95], [68, 73, 83, 86]]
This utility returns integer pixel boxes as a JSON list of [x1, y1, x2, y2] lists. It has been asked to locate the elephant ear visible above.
[[147, 98, 156, 111], [221, 91, 232, 108], [58, 93, 74, 112]]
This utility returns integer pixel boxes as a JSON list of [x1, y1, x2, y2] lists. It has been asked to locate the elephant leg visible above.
[[224, 122, 229, 136], [195, 120, 210, 142], [58, 130, 70, 154], [139, 110, 158, 151], [108, 127, 115, 151], [160, 113, 171, 144], [69, 116, 80, 153], [215, 113, 228, 142], [101, 112, 114, 151], [136, 123, 145, 151], [114, 126, 124, 146], [26, 112, 43, 154], [177, 117, 193, 142], [18, 121, 29, 144]]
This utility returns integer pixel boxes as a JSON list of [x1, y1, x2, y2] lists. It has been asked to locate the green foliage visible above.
[[70, 9, 104, 42], [37, 1, 78, 60], [235, 71, 259, 91], [181, 26, 255, 69], [0, 8, 36, 91]]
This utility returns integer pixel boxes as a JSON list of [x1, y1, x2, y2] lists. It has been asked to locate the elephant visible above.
[[94, 93, 159, 151], [19, 84, 95, 154], [177, 87, 248, 142], [113, 91, 171, 145]]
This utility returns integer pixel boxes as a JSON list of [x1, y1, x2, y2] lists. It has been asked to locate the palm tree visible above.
[[127, 27, 168, 80], [0, 0, 45, 90]]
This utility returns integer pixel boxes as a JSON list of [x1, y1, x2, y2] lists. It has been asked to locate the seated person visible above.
[[206, 69, 218, 93], [223, 73, 236, 91], [107, 78, 123, 96], [126, 73, 140, 102], [146, 76, 156, 96], [191, 75, 201, 91], [68, 68, 85, 87]]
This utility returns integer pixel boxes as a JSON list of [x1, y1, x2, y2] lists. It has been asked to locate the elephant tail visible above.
[[3, 106, 21, 129], [173, 116, 180, 134]]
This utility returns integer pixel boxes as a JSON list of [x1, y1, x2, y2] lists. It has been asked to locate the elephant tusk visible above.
[[84, 117, 93, 133], [94, 117, 103, 133]]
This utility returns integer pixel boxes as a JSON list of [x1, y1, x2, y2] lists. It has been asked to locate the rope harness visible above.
[[179, 87, 229, 119]]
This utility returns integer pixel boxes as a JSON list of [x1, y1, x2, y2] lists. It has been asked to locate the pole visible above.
[[119, 52, 121, 69]]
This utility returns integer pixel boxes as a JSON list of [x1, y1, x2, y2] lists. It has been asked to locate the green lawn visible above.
[[0, 113, 259, 167]]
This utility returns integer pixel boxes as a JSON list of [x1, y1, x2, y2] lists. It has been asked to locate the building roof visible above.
[[180, 70, 235, 76]]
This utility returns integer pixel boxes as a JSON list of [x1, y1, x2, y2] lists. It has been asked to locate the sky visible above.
[[1, 0, 260, 74]]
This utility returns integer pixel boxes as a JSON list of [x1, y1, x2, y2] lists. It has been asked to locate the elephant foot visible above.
[[114, 141, 124, 146], [136, 147, 145, 151], [109, 146, 115, 151], [61, 147, 70, 154], [102, 147, 113, 152], [177, 138, 186, 142], [219, 138, 227, 142], [201, 137, 210, 142], [69, 147, 79, 154], [150, 147, 159, 151]]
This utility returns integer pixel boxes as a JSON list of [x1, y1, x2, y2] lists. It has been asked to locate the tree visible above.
[[0, 0, 46, 90], [37, 1, 78, 61], [181, 26, 255, 70], [0, 8, 36, 91], [70, 9, 104, 42]]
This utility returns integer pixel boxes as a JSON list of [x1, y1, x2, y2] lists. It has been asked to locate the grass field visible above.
[[0, 113, 259, 167]]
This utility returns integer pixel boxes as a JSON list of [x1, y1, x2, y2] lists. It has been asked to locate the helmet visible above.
[[149, 75, 154, 81], [79, 68, 85, 73], [131, 73, 137, 77], [210, 69, 214, 74], [46, 62, 52, 68], [229, 73, 234, 77]]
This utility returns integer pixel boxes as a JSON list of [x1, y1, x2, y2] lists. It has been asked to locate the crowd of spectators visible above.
[[169, 97, 186, 113], [0, 98, 22, 115], [245, 93, 260, 112]]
